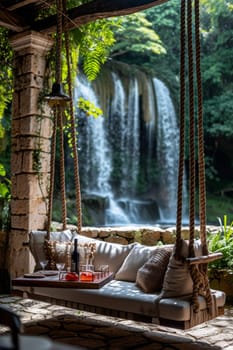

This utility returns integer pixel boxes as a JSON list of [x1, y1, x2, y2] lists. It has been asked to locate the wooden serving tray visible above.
[[12, 272, 113, 289]]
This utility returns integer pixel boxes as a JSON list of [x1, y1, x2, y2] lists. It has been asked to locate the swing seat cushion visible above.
[[15, 281, 225, 323], [26, 231, 226, 328]]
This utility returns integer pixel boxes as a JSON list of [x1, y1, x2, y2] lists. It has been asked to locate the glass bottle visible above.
[[71, 238, 79, 274]]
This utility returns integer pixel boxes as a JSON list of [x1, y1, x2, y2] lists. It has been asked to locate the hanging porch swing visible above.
[[18, 0, 226, 330]]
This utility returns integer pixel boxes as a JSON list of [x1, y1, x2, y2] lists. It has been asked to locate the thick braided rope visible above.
[[56, 0, 62, 84], [186, 0, 212, 313], [187, 0, 202, 312], [187, 0, 195, 256], [57, 0, 67, 230], [195, 0, 207, 251], [175, 0, 186, 259], [194, 0, 212, 310], [63, 0, 82, 233], [190, 265, 203, 311], [58, 108, 67, 230], [46, 0, 63, 239], [46, 108, 58, 239]]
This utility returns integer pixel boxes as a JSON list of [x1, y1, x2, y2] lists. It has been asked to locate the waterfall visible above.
[[153, 78, 187, 222], [110, 74, 140, 196], [74, 76, 112, 195], [73, 66, 187, 226], [127, 78, 140, 194], [145, 79, 156, 160]]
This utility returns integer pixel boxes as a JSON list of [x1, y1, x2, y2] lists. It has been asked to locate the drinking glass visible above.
[[56, 262, 65, 280], [100, 264, 109, 277], [40, 260, 48, 271]]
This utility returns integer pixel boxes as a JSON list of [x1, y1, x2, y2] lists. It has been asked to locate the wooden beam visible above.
[[34, 0, 169, 34], [0, 7, 27, 32], [7, 0, 39, 11], [186, 252, 223, 265]]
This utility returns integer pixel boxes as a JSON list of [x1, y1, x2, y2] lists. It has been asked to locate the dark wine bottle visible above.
[[71, 238, 79, 274]]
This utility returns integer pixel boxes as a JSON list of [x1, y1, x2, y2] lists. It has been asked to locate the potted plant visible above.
[[208, 215, 233, 302]]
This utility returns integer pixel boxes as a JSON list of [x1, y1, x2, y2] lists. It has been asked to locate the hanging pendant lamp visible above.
[[45, 81, 70, 108], [45, 0, 70, 109]]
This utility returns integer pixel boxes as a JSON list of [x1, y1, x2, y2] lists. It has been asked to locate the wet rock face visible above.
[[81, 196, 160, 226]]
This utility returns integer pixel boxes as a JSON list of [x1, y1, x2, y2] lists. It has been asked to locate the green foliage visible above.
[[76, 19, 118, 81], [111, 12, 166, 60], [77, 97, 103, 118], [204, 92, 233, 138], [206, 193, 233, 224], [208, 215, 233, 269], [144, 0, 180, 82], [199, 0, 233, 189], [0, 163, 11, 201], [0, 28, 13, 140]]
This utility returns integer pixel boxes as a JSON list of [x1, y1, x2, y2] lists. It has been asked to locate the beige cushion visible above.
[[136, 248, 172, 293], [29, 230, 73, 270], [161, 239, 203, 298], [94, 241, 136, 273], [73, 234, 136, 273], [115, 244, 157, 282]]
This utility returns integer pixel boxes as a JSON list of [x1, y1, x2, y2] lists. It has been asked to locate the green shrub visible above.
[[208, 215, 233, 270]]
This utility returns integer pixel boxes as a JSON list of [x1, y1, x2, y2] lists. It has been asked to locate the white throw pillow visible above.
[[94, 241, 136, 273], [115, 244, 157, 282]]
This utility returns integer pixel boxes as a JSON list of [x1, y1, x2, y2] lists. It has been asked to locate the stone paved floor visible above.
[[0, 295, 233, 350]]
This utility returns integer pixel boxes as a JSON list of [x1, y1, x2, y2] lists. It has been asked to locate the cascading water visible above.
[[153, 78, 180, 222], [76, 74, 131, 225], [154, 78, 188, 222], [145, 79, 156, 162], [127, 77, 140, 194], [109, 74, 140, 197], [74, 75, 112, 195], [105, 73, 141, 224], [74, 66, 187, 226]]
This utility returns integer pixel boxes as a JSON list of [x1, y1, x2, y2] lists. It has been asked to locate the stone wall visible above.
[[55, 223, 220, 246], [80, 225, 219, 245]]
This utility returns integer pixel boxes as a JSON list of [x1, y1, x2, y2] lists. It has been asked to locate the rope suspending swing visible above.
[[175, 0, 222, 314], [45, 0, 82, 241]]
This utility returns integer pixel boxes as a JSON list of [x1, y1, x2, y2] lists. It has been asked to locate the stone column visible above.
[[9, 31, 54, 277]]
